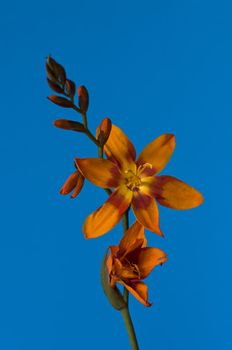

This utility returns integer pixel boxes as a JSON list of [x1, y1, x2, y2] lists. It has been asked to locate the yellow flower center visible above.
[[124, 169, 141, 191], [124, 163, 152, 191]]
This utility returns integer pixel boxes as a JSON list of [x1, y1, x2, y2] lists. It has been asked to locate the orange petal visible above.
[[121, 281, 151, 307], [139, 176, 157, 196], [137, 134, 175, 175], [104, 124, 136, 169], [153, 175, 204, 209], [60, 171, 79, 195], [71, 173, 85, 198], [132, 192, 163, 236], [83, 186, 133, 238], [136, 247, 167, 279], [75, 158, 121, 188], [119, 221, 147, 257]]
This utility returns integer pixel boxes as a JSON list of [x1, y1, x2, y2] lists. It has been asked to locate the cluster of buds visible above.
[[45, 57, 112, 200], [46, 56, 89, 112]]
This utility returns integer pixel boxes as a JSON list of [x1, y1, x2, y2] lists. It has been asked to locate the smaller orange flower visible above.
[[60, 168, 85, 198], [106, 221, 167, 306]]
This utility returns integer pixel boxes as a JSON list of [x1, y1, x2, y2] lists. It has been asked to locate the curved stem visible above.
[[85, 128, 99, 146], [121, 307, 139, 350]]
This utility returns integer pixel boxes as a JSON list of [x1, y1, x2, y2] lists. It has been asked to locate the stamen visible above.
[[137, 163, 153, 176], [124, 258, 141, 279], [124, 169, 142, 191]]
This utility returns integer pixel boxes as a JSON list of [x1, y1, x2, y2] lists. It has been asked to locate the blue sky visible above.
[[0, 0, 231, 349]]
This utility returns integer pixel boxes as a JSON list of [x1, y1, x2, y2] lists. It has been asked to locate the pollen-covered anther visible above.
[[124, 170, 142, 191], [137, 163, 153, 176]]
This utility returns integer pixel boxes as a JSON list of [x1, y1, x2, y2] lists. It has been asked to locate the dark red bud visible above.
[[60, 171, 85, 198], [70, 173, 85, 198], [46, 63, 57, 83], [78, 85, 89, 112], [60, 171, 79, 195], [53, 119, 86, 132], [65, 79, 76, 98], [96, 117, 112, 146], [46, 56, 66, 85], [47, 79, 64, 94], [47, 95, 74, 108]]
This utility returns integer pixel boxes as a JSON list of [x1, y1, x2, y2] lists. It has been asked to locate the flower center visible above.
[[124, 169, 141, 191], [124, 258, 141, 279]]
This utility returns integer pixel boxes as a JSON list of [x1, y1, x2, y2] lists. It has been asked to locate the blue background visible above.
[[1, 0, 231, 349]]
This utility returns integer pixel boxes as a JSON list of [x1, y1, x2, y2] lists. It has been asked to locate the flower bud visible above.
[[96, 117, 112, 146], [46, 56, 66, 85], [71, 172, 85, 198], [60, 171, 79, 195], [46, 63, 57, 83], [47, 95, 74, 108], [65, 79, 76, 98], [47, 79, 64, 94], [53, 119, 86, 132], [78, 86, 89, 112], [60, 171, 85, 198]]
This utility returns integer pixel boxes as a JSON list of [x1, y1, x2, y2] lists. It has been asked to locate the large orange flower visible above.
[[75, 124, 203, 238], [106, 221, 167, 306]]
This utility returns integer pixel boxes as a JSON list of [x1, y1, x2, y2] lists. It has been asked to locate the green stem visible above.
[[121, 209, 139, 349], [85, 128, 99, 146], [82, 112, 88, 129], [121, 307, 139, 350], [121, 210, 130, 303], [98, 145, 103, 158]]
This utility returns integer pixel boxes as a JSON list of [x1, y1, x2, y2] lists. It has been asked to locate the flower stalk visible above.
[[121, 209, 139, 349], [121, 307, 139, 350]]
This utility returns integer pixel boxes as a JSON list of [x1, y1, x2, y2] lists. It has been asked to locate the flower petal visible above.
[[119, 221, 147, 258], [132, 192, 163, 236], [136, 247, 167, 279], [121, 281, 151, 307], [137, 134, 175, 174], [75, 157, 121, 188], [153, 175, 204, 209], [139, 176, 157, 196], [83, 186, 133, 238], [104, 124, 136, 169]]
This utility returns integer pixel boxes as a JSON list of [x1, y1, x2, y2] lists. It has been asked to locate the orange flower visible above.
[[75, 124, 203, 238], [106, 221, 167, 306], [60, 169, 85, 198]]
